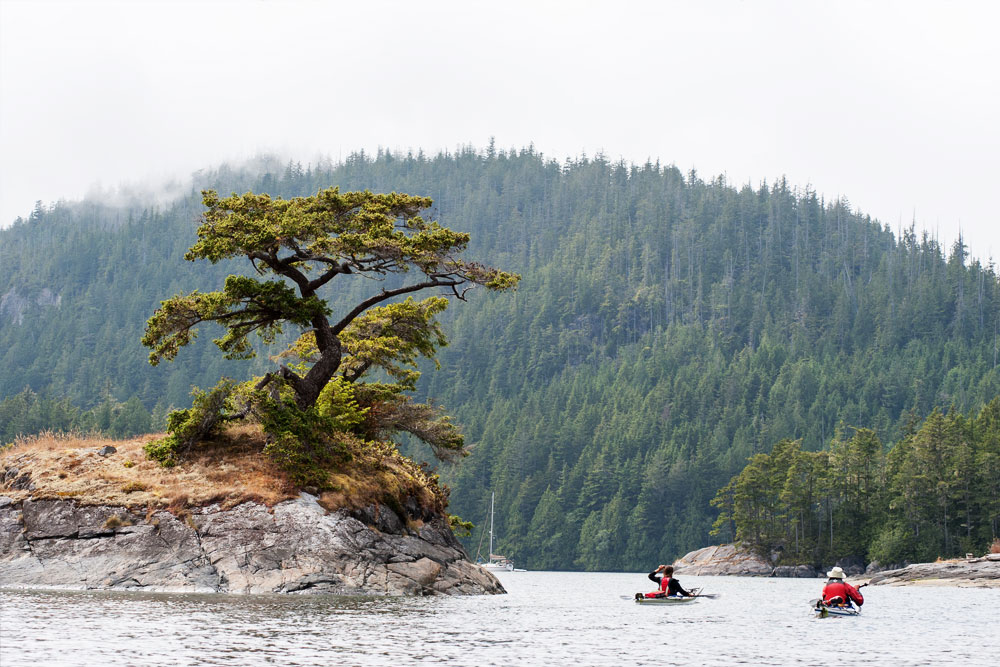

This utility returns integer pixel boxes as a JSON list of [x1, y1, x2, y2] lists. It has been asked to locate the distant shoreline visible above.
[[862, 556, 1000, 588], [672, 543, 1000, 587]]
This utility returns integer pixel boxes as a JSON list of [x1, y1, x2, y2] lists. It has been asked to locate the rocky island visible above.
[[0, 186, 522, 597], [0, 433, 503, 596]]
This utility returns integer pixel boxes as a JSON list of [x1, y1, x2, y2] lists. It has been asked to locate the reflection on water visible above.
[[2, 572, 999, 666]]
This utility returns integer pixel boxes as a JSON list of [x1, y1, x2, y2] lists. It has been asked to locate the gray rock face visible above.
[[834, 555, 866, 576], [772, 564, 819, 578], [2, 467, 34, 491], [0, 494, 504, 596], [672, 544, 777, 576], [0, 288, 61, 326], [864, 560, 886, 575], [673, 544, 823, 577], [867, 556, 1000, 587]]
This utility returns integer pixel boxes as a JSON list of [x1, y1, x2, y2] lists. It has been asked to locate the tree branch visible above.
[[329, 278, 460, 336], [307, 260, 352, 292], [343, 360, 373, 383]]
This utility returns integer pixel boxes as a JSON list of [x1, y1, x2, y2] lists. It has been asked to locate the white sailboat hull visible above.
[[480, 562, 515, 572]]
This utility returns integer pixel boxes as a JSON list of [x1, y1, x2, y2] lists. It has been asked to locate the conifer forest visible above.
[[2, 146, 999, 569]]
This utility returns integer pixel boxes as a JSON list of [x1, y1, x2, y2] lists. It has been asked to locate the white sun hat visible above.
[[826, 566, 846, 579]]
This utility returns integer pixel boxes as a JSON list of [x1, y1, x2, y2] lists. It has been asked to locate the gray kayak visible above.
[[635, 595, 699, 605], [812, 602, 860, 618]]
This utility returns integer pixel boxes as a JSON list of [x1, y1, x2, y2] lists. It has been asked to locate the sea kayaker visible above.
[[821, 566, 864, 607], [636, 564, 694, 599]]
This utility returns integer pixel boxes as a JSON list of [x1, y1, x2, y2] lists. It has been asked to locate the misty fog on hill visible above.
[[2, 1, 998, 258]]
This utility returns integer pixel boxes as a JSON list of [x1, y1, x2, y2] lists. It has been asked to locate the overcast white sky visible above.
[[2, 0, 998, 260]]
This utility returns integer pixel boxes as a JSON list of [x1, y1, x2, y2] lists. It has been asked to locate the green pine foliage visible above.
[[715, 401, 1000, 565], [2, 147, 999, 570], [143, 379, 240, 466]]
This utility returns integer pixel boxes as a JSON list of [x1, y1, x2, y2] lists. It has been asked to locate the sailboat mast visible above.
[[489, 492, 495, 557]]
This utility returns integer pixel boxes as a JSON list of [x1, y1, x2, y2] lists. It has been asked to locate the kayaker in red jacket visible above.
[[821, 566, 864, 606], [638, 565, 694, 599]]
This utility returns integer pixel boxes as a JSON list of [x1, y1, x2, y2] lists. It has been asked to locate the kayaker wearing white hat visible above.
[[821, 566, 864, 607]]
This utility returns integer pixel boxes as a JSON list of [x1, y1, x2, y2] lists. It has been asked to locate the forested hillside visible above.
[[2, 146, 998, 570]]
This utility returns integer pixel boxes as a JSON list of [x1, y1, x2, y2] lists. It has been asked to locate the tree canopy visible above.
[[144, 188, 517, 407], [711, 401, 1000, 566], [140, 187, 518, 474]]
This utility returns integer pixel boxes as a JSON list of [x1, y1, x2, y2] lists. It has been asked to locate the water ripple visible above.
[[2, 573, 999, 666]]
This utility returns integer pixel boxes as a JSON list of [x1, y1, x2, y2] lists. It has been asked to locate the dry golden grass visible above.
[[0, 426, 297, 509], [320, 463, 434, 520], [1, 426, 446, 519]]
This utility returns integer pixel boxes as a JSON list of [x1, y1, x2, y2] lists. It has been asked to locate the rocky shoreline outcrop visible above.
[[671, 544, 836, 577], [0, 494, 504, 596], [672, 544, 779, 576], [672, 543, 1000, 587], [865, 555, 1000, 588]]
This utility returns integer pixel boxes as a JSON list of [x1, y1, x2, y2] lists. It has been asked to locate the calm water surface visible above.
[[2, 572, 998, 666]]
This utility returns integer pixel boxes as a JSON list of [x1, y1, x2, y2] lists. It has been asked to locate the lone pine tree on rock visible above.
[[142, 187, 518, 480]]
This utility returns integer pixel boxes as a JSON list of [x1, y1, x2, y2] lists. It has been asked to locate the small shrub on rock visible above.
[[144, 379, 238, 466]]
